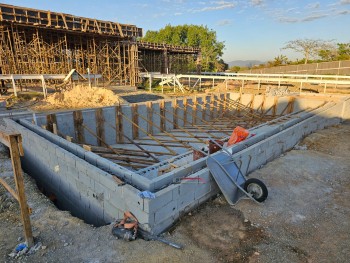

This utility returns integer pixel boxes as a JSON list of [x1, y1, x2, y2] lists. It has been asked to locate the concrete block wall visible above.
[[5, 118, 152, 228], [10, 93, 349, 235]]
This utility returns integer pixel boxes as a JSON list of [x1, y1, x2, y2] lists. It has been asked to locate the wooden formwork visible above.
[[0, 4, 200, 87]]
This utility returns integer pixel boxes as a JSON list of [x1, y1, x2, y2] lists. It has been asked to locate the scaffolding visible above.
[[0, 4, 201, 86]]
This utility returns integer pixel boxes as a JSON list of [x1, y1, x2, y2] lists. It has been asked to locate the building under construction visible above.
[[0, 3, 200, 86]]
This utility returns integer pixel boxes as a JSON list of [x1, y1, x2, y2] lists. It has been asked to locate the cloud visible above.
[[192, 2, 236, 12], [306, 2, 320, 9], [340, 0, 350, 5], [216, 19, 232, 26], [301, 13, 328, 22], [250, 0, 264, 6], [338, 9, 350, 14], [278, 17, 299, 23]]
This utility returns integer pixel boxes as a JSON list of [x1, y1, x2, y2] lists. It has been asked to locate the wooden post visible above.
[[73, 110, 84, 143], [9, 136, 34, 246], [0, 128, 34, 247], [95, 108, 105, 146], [132, 104, 139, 139]]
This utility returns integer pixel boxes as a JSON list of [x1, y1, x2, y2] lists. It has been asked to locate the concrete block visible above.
[[98, 173, 118, 192], [121, 105, 133, 141], [84, 151, 98, 166], [122, 184, 143, 211], [56, 112, 75, 137], [82, 110, 98, 145], [154, 200, 177, 224], [107, 188, 126, 212], [102, 107, 117, 145], [177, 190, 195, 212], [143, 184, 176, 213], [151, 211, 180, 235], [194, 182, 212, 199], [137, 104, 148, 138], [103, 200, 121, 220]]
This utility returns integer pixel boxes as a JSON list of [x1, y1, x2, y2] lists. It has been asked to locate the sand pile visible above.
[[44, 85, 120, 109]]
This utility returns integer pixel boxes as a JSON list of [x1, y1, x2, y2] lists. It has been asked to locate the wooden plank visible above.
[[99, 154, 157, 164], [46, 113, 57, 133], [9, 135, 34, 247], [147, 102, 153, 135], [0, 178, 19, 201], [116, 105, 123, 143], [160, 101, 165, 132], [95, 108, 105, 147], [132, 104, 139, 139], [73, 110, 84, 144]]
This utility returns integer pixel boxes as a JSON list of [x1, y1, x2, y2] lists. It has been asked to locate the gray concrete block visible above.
[[154, 200, 177, 224], [102, 107, 117, 145], [103, 200, 121, 220], [84, 151, 98, 166], [143, 184, 175, 213], [82, 110, 98, 145], [122, 185, 144, 211], [151, 211, 180, 235], [121, 105, 133, 141], [98, 173, 118, 192], [78, 171, 92, 188], [177, 190, 195, 212]]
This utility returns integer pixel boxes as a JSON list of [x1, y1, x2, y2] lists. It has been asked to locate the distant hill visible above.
[[228, 60, 264, 68]]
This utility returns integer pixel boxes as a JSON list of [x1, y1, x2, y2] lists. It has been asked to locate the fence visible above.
[[244, 60, 350, 75]]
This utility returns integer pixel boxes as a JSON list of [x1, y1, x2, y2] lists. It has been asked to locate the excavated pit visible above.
[[4, 92, 350, 233]]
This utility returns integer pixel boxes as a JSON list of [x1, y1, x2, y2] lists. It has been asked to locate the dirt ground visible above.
[[0, 120, 349, 262]]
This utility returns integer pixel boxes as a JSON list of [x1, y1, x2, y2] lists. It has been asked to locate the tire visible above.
[[244, 178, 268, 202]]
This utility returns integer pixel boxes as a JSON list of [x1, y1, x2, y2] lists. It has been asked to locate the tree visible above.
[[229, 66, 241, 72], [142, 24, 225, 72], [282, 39, 334, 64], [268, 55, 289, 67], [337, 43, 350, 60], [318, 42, 350, 61]]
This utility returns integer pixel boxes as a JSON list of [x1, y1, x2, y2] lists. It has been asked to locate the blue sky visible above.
[[3, 0, 350, 63]]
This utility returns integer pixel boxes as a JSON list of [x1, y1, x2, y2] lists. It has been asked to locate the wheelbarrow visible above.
[[205, 140, 268, 205]]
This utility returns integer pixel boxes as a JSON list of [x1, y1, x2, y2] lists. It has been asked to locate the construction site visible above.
[[0, 3, 350, 263]]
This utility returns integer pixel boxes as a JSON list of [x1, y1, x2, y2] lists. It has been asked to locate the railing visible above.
[[140, 72, 350, 93], [241, 60, 350, 75]]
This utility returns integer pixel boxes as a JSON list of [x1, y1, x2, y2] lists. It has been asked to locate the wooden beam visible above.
[[73, 110, 85, 144], [95, 108, 105, 147], [9, 135, 34, 247]]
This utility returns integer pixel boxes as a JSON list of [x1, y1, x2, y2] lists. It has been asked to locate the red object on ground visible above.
[[227, 126, 250, 147]]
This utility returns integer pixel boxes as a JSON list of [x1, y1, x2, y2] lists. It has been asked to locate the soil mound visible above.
[[43, 85, 120, 109]]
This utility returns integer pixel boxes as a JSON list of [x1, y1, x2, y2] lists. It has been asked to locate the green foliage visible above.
[[229, 66, 241, 72], [336, 43, 350, 60], [267, 55, 290, 67], [318, 42, 350, 61], [142, 24, 225, 72]]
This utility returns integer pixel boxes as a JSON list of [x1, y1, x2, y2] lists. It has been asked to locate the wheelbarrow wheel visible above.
[[244, 178, 268, 202]]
